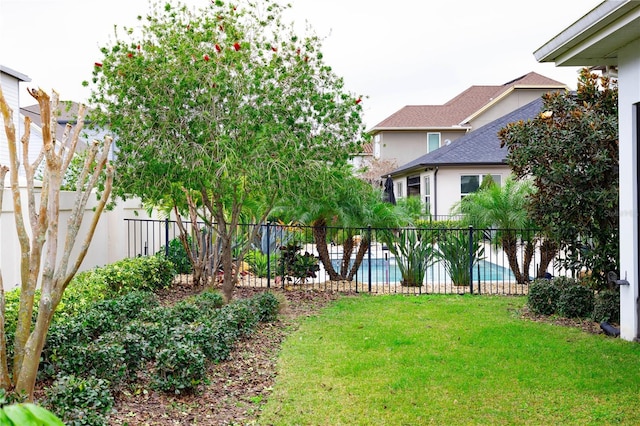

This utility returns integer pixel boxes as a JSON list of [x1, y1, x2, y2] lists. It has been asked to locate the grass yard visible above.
[[259, 294, 640, 425]]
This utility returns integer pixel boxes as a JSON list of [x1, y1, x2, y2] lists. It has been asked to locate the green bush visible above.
[[245, 249, 278, 278], [56, 270, 110, 321], [556, 284, 595, 319], [152, 341, 207, 394], [54, 337, 127, 385], [593, 289, 620, 323], [251, 291, 280, 322], [527, 278, 562, 315], [158, 236, 194, 274], [45, 375, 113, 426], [98, 255, 175, 294]]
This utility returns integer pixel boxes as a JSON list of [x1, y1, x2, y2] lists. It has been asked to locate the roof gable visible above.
[[370, 72, 565, 131], [389, 97, 544, 176]]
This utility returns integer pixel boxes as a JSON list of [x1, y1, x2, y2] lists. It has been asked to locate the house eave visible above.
[[367, 125, 472, 135], [0, 65, 31, 82], [534, 0, 640, 66], [389, 162, 506, 177]]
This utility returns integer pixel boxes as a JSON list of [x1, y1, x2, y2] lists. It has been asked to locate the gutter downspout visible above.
[[433, 167, 439, 218]]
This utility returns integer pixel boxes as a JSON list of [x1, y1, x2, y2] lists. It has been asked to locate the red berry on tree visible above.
[[203, 54, 210, 61], [215, 44, 222, 53], [233, 42, 241, 51], [94, 62, 102, 67]]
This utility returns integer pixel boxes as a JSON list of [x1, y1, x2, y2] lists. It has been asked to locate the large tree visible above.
[[88, 0, 366, 301], [499, 69, 618, 287], [0, 87, 113, 399]]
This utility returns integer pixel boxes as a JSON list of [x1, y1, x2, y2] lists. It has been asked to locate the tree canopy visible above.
[[498, 69, 618, 286], [88, 0, 367, 299]]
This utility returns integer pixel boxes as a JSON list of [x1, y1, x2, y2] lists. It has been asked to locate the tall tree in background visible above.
[[0, 87, 113, 399], [88, 0, 366, 301], [499, 69, 618, 287]]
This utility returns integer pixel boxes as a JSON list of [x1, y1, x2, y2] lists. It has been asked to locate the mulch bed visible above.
[[110, 283, 346, 425], [108, 282, 612, 425]]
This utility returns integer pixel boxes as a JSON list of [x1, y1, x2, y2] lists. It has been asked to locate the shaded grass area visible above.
[[259, 294, 640, 425]]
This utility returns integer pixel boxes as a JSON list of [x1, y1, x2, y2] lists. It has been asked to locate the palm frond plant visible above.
[[381, 228, 435, 287], [452, 176, 550, 284], [434, 229, 485, 286]]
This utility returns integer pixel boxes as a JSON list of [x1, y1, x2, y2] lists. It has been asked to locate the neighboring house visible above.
[[367, 72, 568, 170], [534, 0, 640, 341], [0, 65, 32, 169], [387, 97, 544, 218]]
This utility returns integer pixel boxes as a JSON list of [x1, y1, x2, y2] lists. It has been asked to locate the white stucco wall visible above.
[[392, 165, 511, 218], [617, 39, 640, 340], [0, 188, 158, 291]]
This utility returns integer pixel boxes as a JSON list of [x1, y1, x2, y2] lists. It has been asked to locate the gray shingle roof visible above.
[[388, 97, 544, 176]]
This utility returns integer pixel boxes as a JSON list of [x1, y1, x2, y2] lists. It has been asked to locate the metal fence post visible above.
[[164, 218, 170, 258], [468, 225, 474, 294], [266, 222, 271, 289], [367, 225, 372, 293]]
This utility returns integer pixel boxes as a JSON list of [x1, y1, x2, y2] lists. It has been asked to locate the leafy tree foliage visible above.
[[499, 69, 618, 287], [88, 0, 366, 300]]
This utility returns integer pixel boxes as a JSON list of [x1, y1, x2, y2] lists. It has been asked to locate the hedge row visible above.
[[527, 277, 619, 323], [42, 289, 279, 424]]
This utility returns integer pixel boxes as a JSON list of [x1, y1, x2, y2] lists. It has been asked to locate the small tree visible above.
[[499, 69, 618, 287], [0, 86, 113, 399], [89, 0, 366, 301]]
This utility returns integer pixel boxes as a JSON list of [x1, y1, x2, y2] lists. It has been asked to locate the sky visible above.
[[0, 0, 603, 129]]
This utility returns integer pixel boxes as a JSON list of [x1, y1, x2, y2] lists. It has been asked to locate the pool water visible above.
[[331, 258, 515, 284]]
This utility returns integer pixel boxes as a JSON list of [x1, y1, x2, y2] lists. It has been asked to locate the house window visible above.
[[374, 134, 381, 158], [424, 175, 431, 215], [427, 133, 440, 153], [460, 174, 502, 198], [407, 175, 420, 197], [396, 181, 404, 198]]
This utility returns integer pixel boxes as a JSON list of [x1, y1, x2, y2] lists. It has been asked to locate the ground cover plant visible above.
[[259, 294, 640, 425]]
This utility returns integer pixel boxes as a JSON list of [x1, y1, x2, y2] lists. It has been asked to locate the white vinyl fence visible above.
[[0, 186, 160, 290]]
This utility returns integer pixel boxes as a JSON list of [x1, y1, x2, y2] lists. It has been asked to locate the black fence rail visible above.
[[125, 218, 573, 296]]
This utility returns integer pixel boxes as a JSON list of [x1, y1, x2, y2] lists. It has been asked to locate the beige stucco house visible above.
[[367, 72, 568, 171], [387, 97, 544, 218], [535, 0, 640, 341]]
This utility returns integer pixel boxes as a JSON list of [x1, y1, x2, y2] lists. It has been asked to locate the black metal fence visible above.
[[125, 218, 573, 296]]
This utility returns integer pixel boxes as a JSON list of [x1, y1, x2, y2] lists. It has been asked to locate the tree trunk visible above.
[[347, 235, 370, 281], [522, 240, 535, 283], [14, 294, 57, 399], [340, 233, 354, 277], [502, 232, 526, 284], [312, 219, 343, 281], [537, 238, 559, 278]]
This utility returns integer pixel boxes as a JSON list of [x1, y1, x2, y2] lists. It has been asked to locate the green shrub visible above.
[[222, 299, 259, 337], [98, 255, 175, 294], [593, 289, 620, 323], [251, 291, 280, 322], [45, 375, 113, 426], [56, 270, 110, 321], [190, 290, 224, 316], [278, 242, 319, 284], [527, 278, 562, 315], [557, 284, 595, 318], [54, 337, 127, 385], [158, 236, 194, 274], [245, 249, 278, 278], [152, 341, 207, 394]]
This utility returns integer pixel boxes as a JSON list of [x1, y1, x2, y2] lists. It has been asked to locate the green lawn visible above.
[[259, 294, 640, 425]]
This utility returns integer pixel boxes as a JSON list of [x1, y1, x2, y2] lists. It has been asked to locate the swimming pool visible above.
[[331, 258, 515, 284]]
